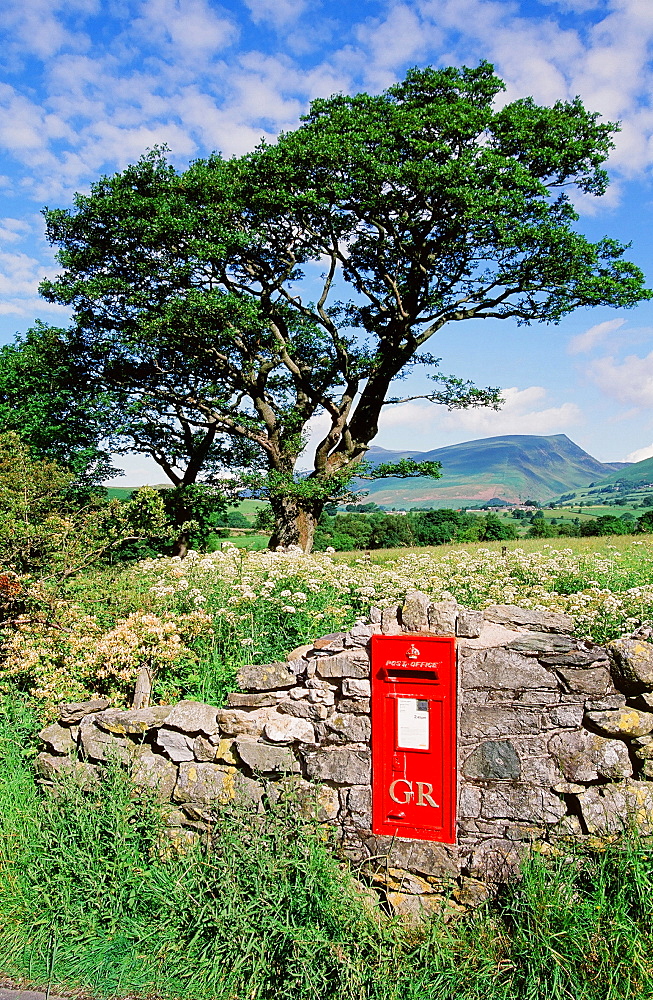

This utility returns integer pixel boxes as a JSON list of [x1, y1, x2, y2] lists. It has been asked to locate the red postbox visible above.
[[371, 634, 456, 843]]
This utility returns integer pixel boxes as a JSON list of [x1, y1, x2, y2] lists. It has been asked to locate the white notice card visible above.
[[397, 698, 429, 750]]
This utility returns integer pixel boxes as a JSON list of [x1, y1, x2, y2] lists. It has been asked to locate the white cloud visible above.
[[371, 386, 583, 446], [244, 0, 308, 28], [626, 442, 653, 462], [589, 350, 653, 408], [134, 0, 238, 57], [103, 451, 171, 487], [568, 317, 626, 354]]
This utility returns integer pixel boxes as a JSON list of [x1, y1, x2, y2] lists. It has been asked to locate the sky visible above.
[[1, 0, 653, 484]]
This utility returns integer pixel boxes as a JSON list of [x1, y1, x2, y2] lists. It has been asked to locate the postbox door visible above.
[[371, 635, 456, 843]]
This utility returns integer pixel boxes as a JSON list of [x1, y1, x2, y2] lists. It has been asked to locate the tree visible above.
[[40, 62, 650, 551], [480, 513, 518, 541], [637, 510, 653, 533], [0, 322, 116, 495]]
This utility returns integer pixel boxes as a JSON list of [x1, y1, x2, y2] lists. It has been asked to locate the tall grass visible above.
[[1, 696, 653, 999]]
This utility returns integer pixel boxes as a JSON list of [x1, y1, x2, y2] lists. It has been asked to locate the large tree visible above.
[[40, 62, 650, 551]]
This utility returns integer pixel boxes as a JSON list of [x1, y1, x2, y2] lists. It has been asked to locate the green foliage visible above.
[[0, 432, 171, 576], [581, 515, 632, 537], [313, 508, 517, 550], [638, 509, 653, 533], [0, 321, 115, 492]]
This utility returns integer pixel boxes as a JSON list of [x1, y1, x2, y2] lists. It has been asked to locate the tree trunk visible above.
[[171, 529, 190, 559], [268, 496, 321, 553]]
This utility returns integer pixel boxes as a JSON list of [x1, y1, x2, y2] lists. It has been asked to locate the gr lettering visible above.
[[388, 779, 438, 808]]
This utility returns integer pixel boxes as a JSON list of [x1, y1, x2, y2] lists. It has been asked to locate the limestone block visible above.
[[288, 687, 310, 700], [132, 750, 177, 799], [468, 838, 527, 880], [555, 666, 614, 696], [608, 638, 653, 692], [285, 644, 312, 661], [539, 647, 608, 667], [577, 781, 653, 835], [35, 752, 98, 788], [548, 704, 585, 728], [585, 695, 626, 711], [461, 648, 557, 691], [193, 736, 217, 762], [277, 777, 339, 821], [211, 737, 238, 765], [481, 785, 566, 824], [226, 692, 280, 708], [234, 740, 299, 773], [369, 607, 382, 623], [39, 722, 76, 755], [216, 707, 279, 738], [483, 605, 574, 634], [549, 729, 632, 783], [345, 785, 372, 827], [361, 834, 459, 877], [263, 715, 316, 744], [462, 740, 521, 780], [385, 869, 434, 894], [95, 706, 172, 735], [338, 698, 371, 715], [506, 632, 575, 655], [342, 678, 371, 697], [381, 605, 402, 634], [324, 713, 371, 743], [156, 727, 196, 762], [585, 707, 653, 738], [346, 623, 377, 645], [79, 716, 130, 763], [427, 600, 458, 635], [173, 761, 263, 806], [312, 632, 347, 651], [307, 689, 335, 707], [236, 661, 296, 692], [456, 609, 484, 638], [640, 761, 653, 779], [401, 590, 431, 632], [314, 653, 369, 680], [460, 706, 548, 739], [304, 747, 371, 785], [59, 698, 110, 724], [278, 699, 328, 721], [549, 729, 633, 782], [458, 784, 482, 819], [164, 700, 219, 735]]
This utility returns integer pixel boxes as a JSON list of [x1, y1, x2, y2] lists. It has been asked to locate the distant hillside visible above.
[[357, 434, 627, 507], [593, 454, 653, 488]]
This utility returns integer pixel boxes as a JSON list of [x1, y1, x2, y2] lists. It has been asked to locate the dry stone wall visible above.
[[37, 593, 653, 913]]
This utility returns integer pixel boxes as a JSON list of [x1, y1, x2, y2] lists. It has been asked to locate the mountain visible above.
[[356, 434, 627, 507], [592, 453, 653, 488]]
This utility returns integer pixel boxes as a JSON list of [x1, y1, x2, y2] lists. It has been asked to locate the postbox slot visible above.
[[381, 668, 439, 681]]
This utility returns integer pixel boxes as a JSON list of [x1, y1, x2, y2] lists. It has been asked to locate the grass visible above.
[[332, 532, 652, 564], [1, 695, 653, 999]]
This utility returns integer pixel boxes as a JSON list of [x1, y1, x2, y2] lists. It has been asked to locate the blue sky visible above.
[[1, 0, 653, 484]]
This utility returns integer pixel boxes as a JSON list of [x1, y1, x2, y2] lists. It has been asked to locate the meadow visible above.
[[1, 534, 653, 999]]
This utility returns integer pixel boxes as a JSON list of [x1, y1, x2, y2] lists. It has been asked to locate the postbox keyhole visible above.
[[392, 754, 403, 771]]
